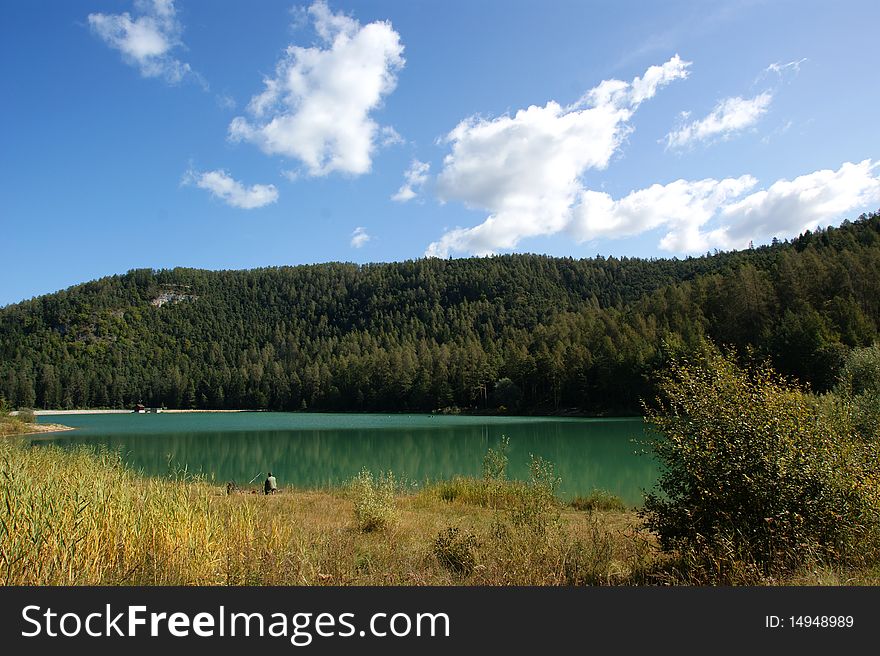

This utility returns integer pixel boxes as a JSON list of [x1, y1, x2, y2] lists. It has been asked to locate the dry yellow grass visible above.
[[0, 416, 32, 438], [0, 410, 72, 438], [0, 439, 655, 586], [3, 437, 875, 586]]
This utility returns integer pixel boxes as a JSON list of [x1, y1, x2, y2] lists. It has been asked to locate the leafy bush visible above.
[[837, 344, 880, 397], [834, 344, 880, 440], [17, 408, 36, 423], [642, 352, 880, 578], [433, 527, 480, 577], [348, 468, 397, 533], [482, 435, 510, 481]]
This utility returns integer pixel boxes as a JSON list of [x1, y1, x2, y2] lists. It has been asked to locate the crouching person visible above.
[[264, 471, 278, 495]]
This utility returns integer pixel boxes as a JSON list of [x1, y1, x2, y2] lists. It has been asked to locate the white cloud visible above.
[[571, 175, 758, 252], [665, 92, 773, 149], [627, 55, 694, 107], [763, 58, 808, 80], [183, 169, 279, 209], [88, 0, 194, 84], [216, 94, 237, 111], [379, 126, 405, 147], [424, 57, 870, 259], [229, 1, 405, 176], [350, 226, 371, 248], [717, 159, 880, 247], [429, 154, 880, 257], [426, 56, 691, 257], [392, 159, 430, 202], [665, 58, 806, 151], [574, 160, 880, 253]]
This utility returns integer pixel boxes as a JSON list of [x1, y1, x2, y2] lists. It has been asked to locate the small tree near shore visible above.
[[348, 468, 397, 533], [642, 352, 880, 579]]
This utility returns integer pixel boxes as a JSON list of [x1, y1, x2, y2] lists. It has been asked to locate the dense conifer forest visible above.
[[1, 213, 878, 415]]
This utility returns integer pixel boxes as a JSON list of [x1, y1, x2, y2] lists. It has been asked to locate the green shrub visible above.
[[482, 435, 509, 482], [837, 344, 880, 397], [642, 352, 880, 578], [569, 490, 627, 512], [434, 477, 490, 505], [507, 455, 561, 535], [435, 479, 460, 503], [347, 468, 397, 533], [834, 344, 880, 440], [433, 527, 480, 577], [17, 408, 36, 424], [432, 438, 518, 509], [431, 475, 528, 510]]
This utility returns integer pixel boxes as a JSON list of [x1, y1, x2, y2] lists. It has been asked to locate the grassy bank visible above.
[[0, 417, 30, 438], [0, 439, 653, 585], [0, 410, 72, 438], [2, 438, 879, 586]]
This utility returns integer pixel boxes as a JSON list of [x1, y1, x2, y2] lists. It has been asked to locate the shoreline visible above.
[[9, 423, 75, 436], [28, 408, 633, 419], [32, 409, 254, 416]]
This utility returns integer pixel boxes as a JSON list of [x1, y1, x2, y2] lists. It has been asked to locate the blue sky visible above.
[[2, 0, 880, 306]]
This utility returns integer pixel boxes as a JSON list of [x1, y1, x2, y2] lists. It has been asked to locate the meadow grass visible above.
[[0, 438, 653, 586], [2, 436, 877, 586]]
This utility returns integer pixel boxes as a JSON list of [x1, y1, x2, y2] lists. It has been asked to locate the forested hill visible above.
[[2, 213, 879, 414]]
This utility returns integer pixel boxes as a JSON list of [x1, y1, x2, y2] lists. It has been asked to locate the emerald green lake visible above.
[[34, 413, 657, 506]]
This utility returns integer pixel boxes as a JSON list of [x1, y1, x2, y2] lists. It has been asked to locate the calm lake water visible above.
[[34, 413, 658, 506]]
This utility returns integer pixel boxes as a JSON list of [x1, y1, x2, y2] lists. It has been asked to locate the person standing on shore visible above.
[[264, 471, 278, 495]]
